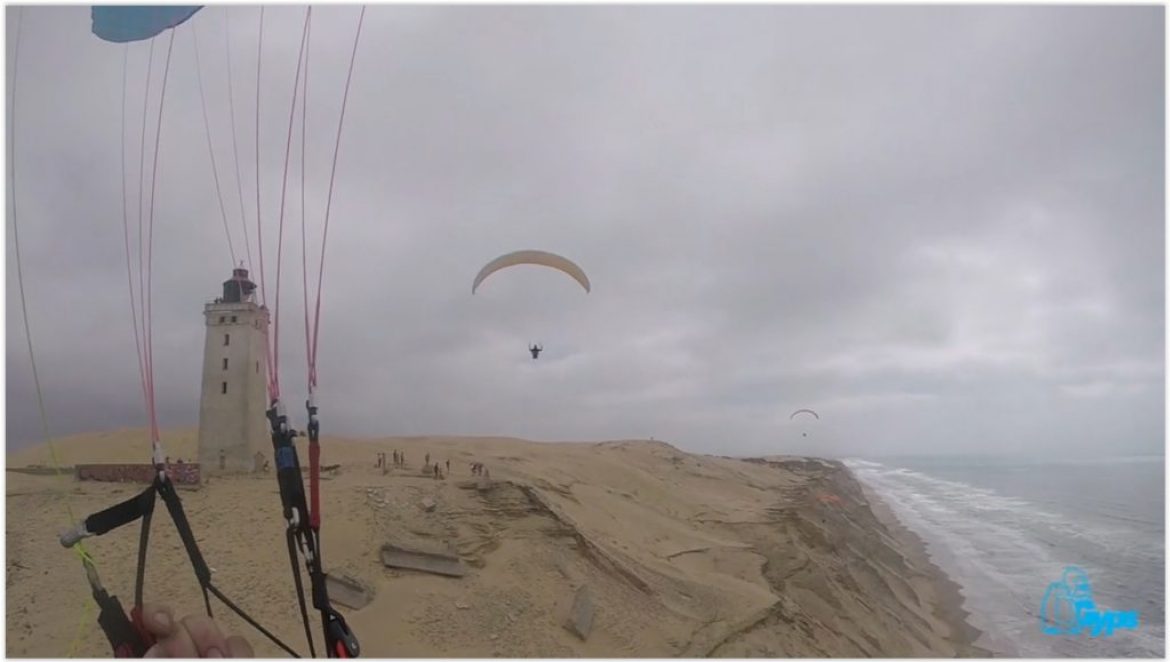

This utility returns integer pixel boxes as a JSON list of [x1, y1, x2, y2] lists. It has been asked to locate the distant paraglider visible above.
[[472, 250, 590, 360], [791, 408, 819, 437], [471, 249, 591, 294]]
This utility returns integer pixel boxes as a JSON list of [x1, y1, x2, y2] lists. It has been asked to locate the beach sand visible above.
[[7, 429, 987, 657]]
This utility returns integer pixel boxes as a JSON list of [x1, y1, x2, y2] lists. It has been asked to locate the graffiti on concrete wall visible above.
[[75, 463, 202, 485]]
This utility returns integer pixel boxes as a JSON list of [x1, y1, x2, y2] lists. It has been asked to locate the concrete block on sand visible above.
[[420, 496, 437, 512], [380, 542, 467, 578], [325, 573, 374, 610], [564, 585, 595, 641]]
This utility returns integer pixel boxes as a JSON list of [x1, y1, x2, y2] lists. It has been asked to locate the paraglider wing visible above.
[[471, 250, 591, 294], [790, 408, 819, 420], [91, 6, 203, 43]]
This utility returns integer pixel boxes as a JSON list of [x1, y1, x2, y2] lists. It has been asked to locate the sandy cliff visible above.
[[7, 431, 984, 657]]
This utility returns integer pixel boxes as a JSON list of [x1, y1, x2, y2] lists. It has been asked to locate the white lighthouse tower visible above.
[[197, 267, 270, 475]]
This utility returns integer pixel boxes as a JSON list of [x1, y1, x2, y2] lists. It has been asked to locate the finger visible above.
[[145, 613, 200, 658], [225, 635, 255, 658], [141, 604, 178, 638], [180, 613, 230, 657]]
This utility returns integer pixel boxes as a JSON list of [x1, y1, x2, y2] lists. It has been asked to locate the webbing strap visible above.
[[64, 475, 302, 658], [286, 528, 317, 657], [268, 402, 358, 659], [82, 486, 154, 537], [93, 589, 151, 658]]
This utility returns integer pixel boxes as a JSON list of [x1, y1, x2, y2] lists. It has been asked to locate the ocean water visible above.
[[845, 455, 1165, 658]]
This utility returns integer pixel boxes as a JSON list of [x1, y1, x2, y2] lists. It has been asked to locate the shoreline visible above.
[[858, 479, 993, 657]]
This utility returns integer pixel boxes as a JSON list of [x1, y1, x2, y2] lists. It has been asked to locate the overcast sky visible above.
[[6, 5, 1164, 459]]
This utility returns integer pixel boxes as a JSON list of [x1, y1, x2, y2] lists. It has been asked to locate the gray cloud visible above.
[[7, 5, 1163, 460]]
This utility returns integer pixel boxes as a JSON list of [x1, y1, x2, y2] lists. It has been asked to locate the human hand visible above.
[[140, 603, 254, 658]]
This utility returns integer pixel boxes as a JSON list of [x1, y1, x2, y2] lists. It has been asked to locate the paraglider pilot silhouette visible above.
[[791, 408, 818, 438], [470, 249, 590, 362]]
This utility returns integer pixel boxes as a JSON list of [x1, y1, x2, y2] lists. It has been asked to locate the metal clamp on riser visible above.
[[60, 523, 92, 548]]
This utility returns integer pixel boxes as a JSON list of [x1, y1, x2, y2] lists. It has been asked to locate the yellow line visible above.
[[9, 9, 103, 656]]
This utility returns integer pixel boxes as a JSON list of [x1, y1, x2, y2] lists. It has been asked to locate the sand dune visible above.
[[6, 430, 986, 657]]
